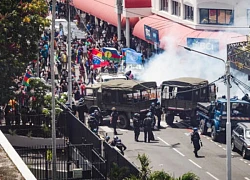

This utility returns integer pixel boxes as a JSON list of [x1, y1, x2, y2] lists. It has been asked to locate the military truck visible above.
[[197, 97, 250, 141], [161, 77, 216, 125], [84, 79, 158, 129]]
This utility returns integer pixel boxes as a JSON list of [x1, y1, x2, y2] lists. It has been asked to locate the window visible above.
[[236, 126, 244, 135], [172, 1, 180, 16], [185, 5, 194, 21], [160, 0, 168, 11], [200, 9, 234, 25], [246, 129, 250, 139]]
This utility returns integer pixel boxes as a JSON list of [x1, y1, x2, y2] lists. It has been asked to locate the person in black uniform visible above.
[[149, 102, 156, 127], [94, 109, 103, 125], [115, 139, 127, 155], [133, 113, 141, 141], [88, 113, 99, 132], [143, 112, 153, 143], [155, 102, 163, 129], [191, 127, 202, 157], [110, 136, 119, 146], [110, 107, 118, 135]]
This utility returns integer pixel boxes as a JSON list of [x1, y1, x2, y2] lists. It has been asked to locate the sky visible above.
[[137, 36, 250, 98]]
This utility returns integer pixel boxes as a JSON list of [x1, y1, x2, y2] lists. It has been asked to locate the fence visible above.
[[15, 144, 105, 180]]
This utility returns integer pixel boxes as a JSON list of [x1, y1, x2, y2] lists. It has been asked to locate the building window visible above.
[[172, 1, 180, 16], [185, 5, 193, 21], [160, 0, 168, 11], [200, 8, 234, 25]]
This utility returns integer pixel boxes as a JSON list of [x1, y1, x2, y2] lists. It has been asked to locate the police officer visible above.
[[110, 136, 119, 146], [94, 109, 103, 125], [133, 113, 141, 142], [155, 102, 163, 129], [110, 107, 118, 135], [143, 112, 153, 143], [88, 113, 99, 132], [149, 102, 156, 127], [191, 127, 202, 157], [115, 139, 127, 155]]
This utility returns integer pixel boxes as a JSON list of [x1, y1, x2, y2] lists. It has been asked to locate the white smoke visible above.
[[138, 36, 250, 98]]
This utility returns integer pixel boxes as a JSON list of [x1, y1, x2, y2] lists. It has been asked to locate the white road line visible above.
[[215, 142, 219, 145], [223, 148, 226, 150], [188, 159, 202, 169], [248, 164, 250, 166], [240, 159, 244, 161], [157, 137, 185, 157], [244, 177, 250, 180], [173, 148, 185, 157], [206, 137, 210, 140], [157, 137, 170, 146], [244, 161, 248, 164], [231, 153, 235, 155], [218, 145, 222, 148], [206, 172, 219, 180], [210, 140, 213, 142]]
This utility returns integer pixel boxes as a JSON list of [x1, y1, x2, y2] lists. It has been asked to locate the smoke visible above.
[[138, 36, 249, 98]]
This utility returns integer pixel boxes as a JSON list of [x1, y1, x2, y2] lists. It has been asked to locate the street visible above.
[[100, 119, 250, 180]]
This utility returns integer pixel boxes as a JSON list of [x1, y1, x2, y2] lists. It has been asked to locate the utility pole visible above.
[[67, 0, 72, 108], [116, 0, 123, 44], [50, 0, 57, 179]]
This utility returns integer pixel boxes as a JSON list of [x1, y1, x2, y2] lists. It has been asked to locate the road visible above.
[[99, 119, 250, 180]]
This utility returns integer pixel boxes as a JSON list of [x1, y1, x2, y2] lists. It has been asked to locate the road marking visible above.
[[206, 137, 210, 140], [248, 164, 250, 166], [231, 153, 235, 155], [218, 145, 222, 148], [206, 172, 219, 180], [223, 148, 226, 150], [158, 137, 185, 157], [240, 159, 244, 161], [244, 161, 248, 164], [188, 159, 202, 169], [173, 148, 185, 157], [215, 142, 219, 145], [210, 140, 213, 142], [157, 137, 170, 146], [244, 177, 250, 180]]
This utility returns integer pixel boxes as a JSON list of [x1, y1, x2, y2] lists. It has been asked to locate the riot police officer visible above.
[[110, 136, 119, 146], [94, 109, 103, 125], [191, 127, 202, 157], [149, 102, 156, 127], [115, 139, 127, 155], [143, 112, 153, 143], [110, 107, 118, 135], [88, 113, 99, 132], [155, 102, 163, 129], [133, 113, 141, 142]]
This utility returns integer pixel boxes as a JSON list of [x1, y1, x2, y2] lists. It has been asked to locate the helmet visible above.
[[112, 107, 116, 111], [146, 112, 152, 117], [105, 136, 110, 142], [90, 113, 95, 117], [79, 98, 84, 103], [151, 102, 155, 106], [117, 139, 121, 143], [193, 127, 198, 132], [114, 136, 118, 140], [134, 113, 140, 118], [94, 109, 98, 113]]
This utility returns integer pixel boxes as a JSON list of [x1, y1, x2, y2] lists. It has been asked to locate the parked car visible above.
[[232, 122, 250, 159]]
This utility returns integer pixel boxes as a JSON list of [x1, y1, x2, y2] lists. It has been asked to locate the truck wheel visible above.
[[242, 147, 248, 159], [166, 114, 174, 125], [117, 114, 129, 129], [231, 140, 236, 152], [199, 120, 207, 135], [211, 126, 217, 141]]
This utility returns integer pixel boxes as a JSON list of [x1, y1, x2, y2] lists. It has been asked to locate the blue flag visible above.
[[125, 51, 142, 65]]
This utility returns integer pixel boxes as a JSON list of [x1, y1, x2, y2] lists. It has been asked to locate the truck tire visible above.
[[117, 114, 129, 129], [211, 126, 217, 141], [231, 140, 236, 152], [242, 147, 248, 159], [199, 120, 207, 135], [166, 114, 174, 125]]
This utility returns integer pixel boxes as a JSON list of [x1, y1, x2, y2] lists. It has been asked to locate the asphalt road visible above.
[[100, 119, 250, 180]]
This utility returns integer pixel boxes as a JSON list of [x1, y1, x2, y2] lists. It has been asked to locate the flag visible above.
[[22, 72, 32, 86], [121, 48, 136, 60], [126, 50, 142, 65], [102, 47, 121, 61], [92, 49, 109, 69]]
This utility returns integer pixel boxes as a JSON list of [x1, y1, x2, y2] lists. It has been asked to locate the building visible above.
[[133, 0, 250, 52]]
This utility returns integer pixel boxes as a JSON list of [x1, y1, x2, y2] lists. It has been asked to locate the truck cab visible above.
[[161, 77, 216, 125], [197, 97, 250, 141], [84, 79, 158, 129]]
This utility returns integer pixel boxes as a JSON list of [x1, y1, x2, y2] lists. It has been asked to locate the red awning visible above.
[[133, 15, 247, 49], [72, 0, 139, 28], [124, 0, 151, 8]]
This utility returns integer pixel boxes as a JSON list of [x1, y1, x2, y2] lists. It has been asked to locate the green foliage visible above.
[[109, 163, 129, 180], [27, 131, 32, 138], [137, 153, 151, 180], [0, 0, 50, 103], [8, 129, 16, 136], [177, 172, 199, 180], [149, 171, 173, 180], [46, 149, 52, 161]]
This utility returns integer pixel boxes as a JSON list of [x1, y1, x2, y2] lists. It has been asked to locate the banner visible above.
[[125, 50, 142, 65], [102, 47, 121, 61]]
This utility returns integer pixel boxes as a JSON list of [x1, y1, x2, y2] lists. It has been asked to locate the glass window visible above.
[[160, 0, 168, 11], [185, 5, 194, 21], [200, 9, 234, 25], [236, 127, 244, 135], [246, 129, 250, 139], [172, 1, 180, 16]]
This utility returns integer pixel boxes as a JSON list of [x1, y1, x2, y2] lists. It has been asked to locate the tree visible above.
[[0, 0, 50, 103]]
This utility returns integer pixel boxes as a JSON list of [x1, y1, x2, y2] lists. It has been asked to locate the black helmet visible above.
[[146, 112, 152, 117], [134, 113, 140, 118]]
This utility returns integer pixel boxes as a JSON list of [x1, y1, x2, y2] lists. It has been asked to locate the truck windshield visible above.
[[246, 130, 250, 139], [222, 102, 250, 116]]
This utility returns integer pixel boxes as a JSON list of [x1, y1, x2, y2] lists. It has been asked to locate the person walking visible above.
[[110, 107, 118, 135], [191, 127, 202, 157], [133, 113, 141, 142], [155, 102, 163, 129], [143, 112, 153, 143]]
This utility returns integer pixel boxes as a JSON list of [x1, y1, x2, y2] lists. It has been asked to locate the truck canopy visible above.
[[101, 79, 157, 91], [162, 77, 208, 87]]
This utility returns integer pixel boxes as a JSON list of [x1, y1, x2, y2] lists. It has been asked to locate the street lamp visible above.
[[181, 45, 232, 180]]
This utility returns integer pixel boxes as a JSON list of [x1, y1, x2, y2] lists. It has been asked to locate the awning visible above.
[[133, 15, 248, 49], [72, 0, 139, 28]]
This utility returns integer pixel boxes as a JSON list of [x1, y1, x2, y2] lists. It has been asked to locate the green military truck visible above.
[[161, 77, 217, 126], [84, 79, 158, 129]]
